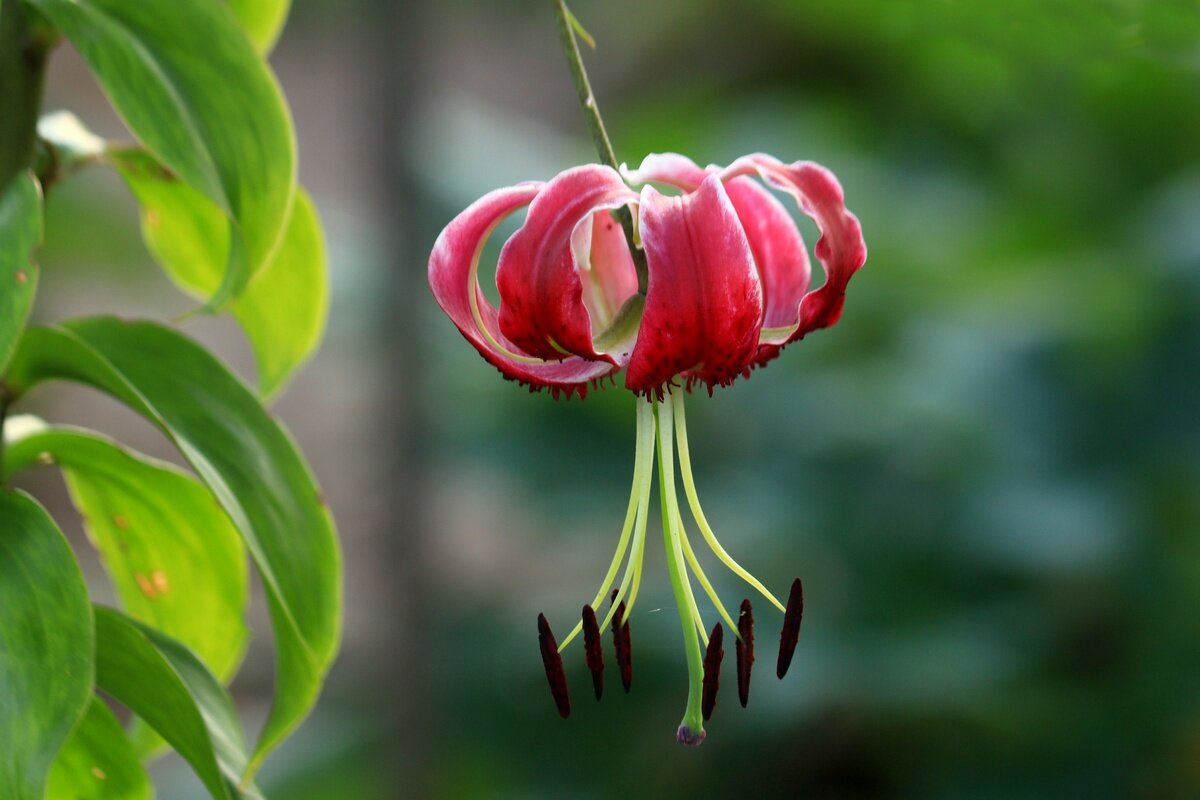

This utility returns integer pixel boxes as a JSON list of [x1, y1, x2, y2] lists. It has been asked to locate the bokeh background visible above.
[[16, 0, 1200, 797]]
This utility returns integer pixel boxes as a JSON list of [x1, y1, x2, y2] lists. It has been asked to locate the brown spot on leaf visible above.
[[151, 570, 169, 594], [135, 573, 156, 598]]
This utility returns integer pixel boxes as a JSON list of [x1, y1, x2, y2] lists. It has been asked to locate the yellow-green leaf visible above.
[[0, 171, 40, 374], [0, 490, 93, 800], [228, 0, 292, 54], [6, 318, 341, 775], [26, 0, 297, 308], [4, 422, 249, 680], [94, 607, 250, 799], [46, 698, 152, 800], [116, 149, 328, 398]]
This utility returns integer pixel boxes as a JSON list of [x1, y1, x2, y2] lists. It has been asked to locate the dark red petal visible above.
[[720, 155, 867, 347], [626, 175, 764, 395], [723, 177, 811, 329], [496, 165, 639, 362], [623, 152, 710, 192], [428, 183, 618, 394]]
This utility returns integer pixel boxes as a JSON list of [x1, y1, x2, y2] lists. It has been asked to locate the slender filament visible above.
[[560, 397, 655, 651], [658, 398, 707, 644], [672, 391, 786, 613]]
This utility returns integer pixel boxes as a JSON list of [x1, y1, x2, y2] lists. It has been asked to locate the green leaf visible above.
[[3, 421, 249, 680], [0, 171, 41, 375], [0, 489, 93, 800], [46, 698, 152, 800], [228, 0, 292, 54], [116, 149, 328, 398], [25, 0, 297, 308], [6, 318, 341, 773], [94, 607, 250, 799]]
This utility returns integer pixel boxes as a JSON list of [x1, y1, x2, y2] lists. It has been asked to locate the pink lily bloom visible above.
[[429, 152, 866, 744]]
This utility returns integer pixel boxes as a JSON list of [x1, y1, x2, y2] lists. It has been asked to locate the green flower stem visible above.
[[550, 0, 649, 293], [0, 2, 54, 190], [655, 396, 706, 742]]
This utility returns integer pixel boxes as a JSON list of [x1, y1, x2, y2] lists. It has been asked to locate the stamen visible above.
[[776, 577, 804, 679], [537, 613, 571, 718], [559, 398, 654, 652], [582, 605, 604, 701], [660, 436, 708, 647], [598, 399, 655, 633], [736, 599, 755, 707], [701, 623, 724, 721], [612, 598, 633, 692], [672, 392, 786, 614], [678, 513, 741, 639]]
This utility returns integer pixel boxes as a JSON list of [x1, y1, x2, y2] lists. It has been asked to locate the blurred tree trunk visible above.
[[364, 0, 437, 796]]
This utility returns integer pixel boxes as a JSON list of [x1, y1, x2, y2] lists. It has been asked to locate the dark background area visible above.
[[19, 0, 1200, 797]]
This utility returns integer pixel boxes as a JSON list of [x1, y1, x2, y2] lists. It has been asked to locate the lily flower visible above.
[[428, 152, 866, 745]]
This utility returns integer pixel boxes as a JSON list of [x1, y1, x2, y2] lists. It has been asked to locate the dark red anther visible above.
[[776, 577, 804, 679], [701, 622, 724, 721], [537, 613, 571, 718], [612, 600, 633, 692], [736, 598, 755, 707], [582, 605, 604, 701]]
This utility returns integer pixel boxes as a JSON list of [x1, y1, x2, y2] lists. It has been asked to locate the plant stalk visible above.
[[550, 0, 649, 293], [0, 1, 53, 190]]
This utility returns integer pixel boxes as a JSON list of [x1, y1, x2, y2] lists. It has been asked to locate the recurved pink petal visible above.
[[719, 154, 867, 347], [723, 177, 811, 330], [623, 152, 710, 192], [496, 165, 639, 362], [428, 183, 618, 395], [626, 175, 764, 395]]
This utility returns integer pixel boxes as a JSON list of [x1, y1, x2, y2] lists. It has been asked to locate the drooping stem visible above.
[[0, 2, 54, 190], [656, 397, 706, 743], [550, 0, 649, 293]]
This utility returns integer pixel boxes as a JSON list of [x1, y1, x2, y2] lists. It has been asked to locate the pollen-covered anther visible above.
[[537, 613, 571, 719], [582, 604, 605, 701], [736, 598, 755, 707], [612, 599, 633, 693], [776, 577, 804, 679], [701, 622, 724, 721]]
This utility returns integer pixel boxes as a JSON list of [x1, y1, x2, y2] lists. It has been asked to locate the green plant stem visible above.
[[550, 0, 649, 293], [0, 1, 53, 190]]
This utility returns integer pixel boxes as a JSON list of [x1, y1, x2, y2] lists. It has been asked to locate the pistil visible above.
[[655, 395, 707, 744]]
